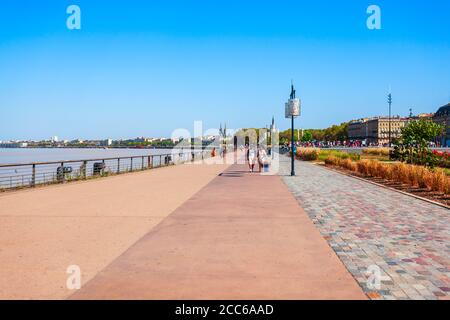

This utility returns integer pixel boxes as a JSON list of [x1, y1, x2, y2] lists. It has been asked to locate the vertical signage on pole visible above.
[[285, 83, 301, 176]]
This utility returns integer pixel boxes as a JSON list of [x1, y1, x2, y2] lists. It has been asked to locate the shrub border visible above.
[[318, 163, 450, 210]]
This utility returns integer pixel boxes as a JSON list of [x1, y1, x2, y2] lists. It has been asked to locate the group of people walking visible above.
[[246, 145, 269, 173], [211, 145, 271, 173]]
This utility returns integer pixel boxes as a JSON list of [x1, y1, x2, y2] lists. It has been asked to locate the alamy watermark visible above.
[[66, 264, 81, 290], [367, 5, 382, 30], [365, 264, 391, 290], [170, 121, 281, 175], [64, 5, 382, 32], [66, 5, 81, 30]]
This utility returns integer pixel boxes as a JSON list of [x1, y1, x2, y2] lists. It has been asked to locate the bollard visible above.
[[93, 162, 105, 175], [61, 162, 65, 183], [83, 161, 87, 179], [31, 164, 36, 187]]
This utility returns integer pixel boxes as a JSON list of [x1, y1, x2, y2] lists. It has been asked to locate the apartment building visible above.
[[433, 103, 450, 147], [348, 117, 408, 146]]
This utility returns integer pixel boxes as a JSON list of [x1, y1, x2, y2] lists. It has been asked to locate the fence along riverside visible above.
[[0, 149, 211, 190]]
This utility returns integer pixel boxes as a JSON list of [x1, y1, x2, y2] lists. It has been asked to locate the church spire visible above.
[[290, 80, 296, 99]]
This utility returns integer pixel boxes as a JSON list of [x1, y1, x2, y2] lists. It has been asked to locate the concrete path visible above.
[[71, 163, 365, 300], [0, 161, 228, 299], [280, 156, 450, 300]]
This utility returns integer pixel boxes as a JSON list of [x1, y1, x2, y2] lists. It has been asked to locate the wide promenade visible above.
[[1, 152, 448, 300], [71, 159, 364, 299], [0, 153, 365, 300]]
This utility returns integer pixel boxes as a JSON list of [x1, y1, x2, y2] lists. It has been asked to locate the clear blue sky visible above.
[[0, 0, 449, 140]]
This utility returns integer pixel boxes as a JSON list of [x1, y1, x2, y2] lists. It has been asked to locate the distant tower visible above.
[[409, 108, 413, 118], [223, 123, 227, 153], [271, 116, 276, 131], [388, 90, 392, 147]]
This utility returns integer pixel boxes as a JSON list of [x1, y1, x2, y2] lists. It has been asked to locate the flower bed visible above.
[[324, 156, 450, 196], [295, 148, 320, 161], [295, 148, 360, 162], [432, 150, 450, 168]]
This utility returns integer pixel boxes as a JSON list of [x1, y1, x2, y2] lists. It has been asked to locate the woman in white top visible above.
[[257, 148, 268, 172], [247, 146, 257, 173]]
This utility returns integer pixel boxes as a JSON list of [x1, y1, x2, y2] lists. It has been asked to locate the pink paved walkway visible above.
[[71, 164, 366, 300]]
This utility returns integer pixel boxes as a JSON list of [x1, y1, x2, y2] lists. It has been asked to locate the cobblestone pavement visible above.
[[279, 156, 450, 300]]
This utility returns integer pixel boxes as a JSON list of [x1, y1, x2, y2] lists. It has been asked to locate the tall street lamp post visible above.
[[285, 82, 301, 176], [290, 89, 295, 176]]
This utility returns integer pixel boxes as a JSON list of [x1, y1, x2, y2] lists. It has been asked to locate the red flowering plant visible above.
[[431, 150, 450, 168]]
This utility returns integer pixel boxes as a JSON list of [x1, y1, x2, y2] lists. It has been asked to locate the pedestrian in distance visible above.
[[257, 147, 268, 173], [247, 145, 257, 173]]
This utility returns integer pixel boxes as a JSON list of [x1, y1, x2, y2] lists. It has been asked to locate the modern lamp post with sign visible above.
[[285, 83, 301, 176]]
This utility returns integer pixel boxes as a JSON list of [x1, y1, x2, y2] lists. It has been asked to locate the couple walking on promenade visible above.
[[246, 145, 269, 173]]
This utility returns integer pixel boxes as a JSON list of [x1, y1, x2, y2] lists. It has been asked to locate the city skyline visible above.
[[1, 0, 449, 140], [0, 105, 446, 143]]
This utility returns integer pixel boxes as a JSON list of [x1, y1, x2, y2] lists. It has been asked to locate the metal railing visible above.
[[0, 149, 211, 191]]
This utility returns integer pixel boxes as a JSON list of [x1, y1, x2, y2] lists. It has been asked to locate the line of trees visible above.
[[279, 122, 349, 144], [114, 140, 176, 147]]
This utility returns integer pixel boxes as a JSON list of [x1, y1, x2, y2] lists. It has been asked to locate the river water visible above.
[[0, 148, 177, 165]]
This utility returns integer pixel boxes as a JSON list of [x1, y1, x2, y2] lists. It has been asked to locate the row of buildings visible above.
[[347, 103, 450, 147]]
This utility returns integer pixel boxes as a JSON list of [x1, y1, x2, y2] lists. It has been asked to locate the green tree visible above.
[[279, 129, 301, 144], [279, 122, 349, 143], [301, 130, 313, 142], [395, 120, 444, 166]]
